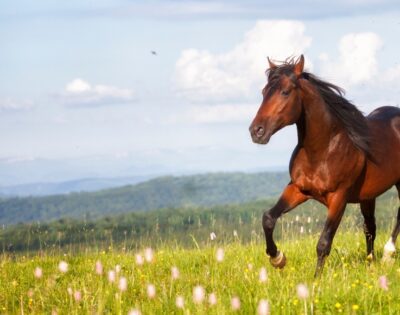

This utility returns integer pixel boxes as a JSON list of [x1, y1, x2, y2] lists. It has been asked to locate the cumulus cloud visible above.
[[0, 98, 34, 111], [316, 32, 400, 110], [61, 78, 135, 107], [173, 22, 398, 121], [173, 20, 312, 103], [319, 32, 383, 87]]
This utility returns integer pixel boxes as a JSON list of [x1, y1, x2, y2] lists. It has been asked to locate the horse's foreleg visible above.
[[314, 192, 347, 277], [360, 199, 376, 260], [262, 183, 307, 269], [382, 183, 400, 262]]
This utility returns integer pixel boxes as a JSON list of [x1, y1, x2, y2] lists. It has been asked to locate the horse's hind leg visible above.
[[382, 184, 400, 262], [360, 199, 376, 260]]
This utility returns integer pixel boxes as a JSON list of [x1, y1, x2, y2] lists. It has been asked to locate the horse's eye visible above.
[[281, 90, 290, 96]]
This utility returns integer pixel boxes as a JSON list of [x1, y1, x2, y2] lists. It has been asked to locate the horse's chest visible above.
[[291, 153, 364, 201], [290, 154, 338, 197], [291, 168, 331, 197]]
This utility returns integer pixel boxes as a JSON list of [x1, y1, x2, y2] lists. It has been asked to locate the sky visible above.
[[1, 0, 400, 185]]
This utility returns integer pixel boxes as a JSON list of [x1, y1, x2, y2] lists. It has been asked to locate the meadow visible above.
[[1, 196, 400, 314]]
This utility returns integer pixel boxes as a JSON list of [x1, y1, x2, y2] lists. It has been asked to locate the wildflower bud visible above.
[[34, 267, 43, 279], [144, 248, 154, 263], [58, 261, 68, 273], [119, 277, 128, 292], [95, 261, 103, 275], [231, 296, 241, 311], [108, 270, 116, 283], [128, 309, 141, 315], [259, 267, 268, 283], [216, 248, 224, 262], [147, 284, 156, 298], [208, 292, 217, 305], [176, 295, 184, 308], [171, 266, 180, 280], [193, 285, 205, 304], [378, 275, 389, 291], [257, 299, 270, 315], [210, 232, 216, 241], [73, 290, 82, 302], [135, 254, 144, 266], [296, 283, 309, 299]]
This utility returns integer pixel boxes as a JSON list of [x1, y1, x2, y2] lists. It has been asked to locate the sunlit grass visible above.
[[1, 231, 400, 314]]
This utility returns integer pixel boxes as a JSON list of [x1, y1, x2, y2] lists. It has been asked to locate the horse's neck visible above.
[[297, 84, 341, 156]]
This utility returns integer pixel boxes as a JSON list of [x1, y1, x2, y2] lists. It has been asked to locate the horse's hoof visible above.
[[366, 253, 375, 262], [270, 251, 286, 269]]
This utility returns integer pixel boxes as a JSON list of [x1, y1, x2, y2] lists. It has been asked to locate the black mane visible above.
[[265, 58, 370, 156]]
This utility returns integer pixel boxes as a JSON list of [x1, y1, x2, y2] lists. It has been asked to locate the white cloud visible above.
[[0, 98, 34, 111], [173, 20, 312, 103], [61, 78, 135, 107], [316, 32, 400, 111], [66, 78, 91, 93], [319, 32, 383, 87], [173, 26, 398, 121]]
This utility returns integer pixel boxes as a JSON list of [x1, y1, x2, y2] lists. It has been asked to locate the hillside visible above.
[[0, 172, 289, 225], [0, 175, 152, 197], [2, 189, 397, 252]]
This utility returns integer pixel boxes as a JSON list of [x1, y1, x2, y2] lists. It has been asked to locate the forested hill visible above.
[[0, 172, 289, 225]]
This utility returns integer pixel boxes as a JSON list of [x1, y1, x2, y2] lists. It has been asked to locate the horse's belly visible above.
[[355, 183, 394, 202], [352, 160, 399, 202]]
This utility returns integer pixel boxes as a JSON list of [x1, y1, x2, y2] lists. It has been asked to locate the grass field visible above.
[[1, 230, 400, 315]]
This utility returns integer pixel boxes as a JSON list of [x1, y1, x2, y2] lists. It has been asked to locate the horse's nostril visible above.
[[256, 126, 265, 137]]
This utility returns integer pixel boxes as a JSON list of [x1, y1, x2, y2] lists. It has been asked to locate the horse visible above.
[[249, 55, 400, 277]]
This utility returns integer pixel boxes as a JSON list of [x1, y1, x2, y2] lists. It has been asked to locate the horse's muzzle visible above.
[[250, 124, 272, 144]]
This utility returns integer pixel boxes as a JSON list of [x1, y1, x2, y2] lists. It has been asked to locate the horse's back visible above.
[[367, 106, 400, 146], [367, 106, 400, 121]]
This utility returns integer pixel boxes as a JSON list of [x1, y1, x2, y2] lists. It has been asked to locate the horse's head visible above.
[[250, 55, 305, 144]]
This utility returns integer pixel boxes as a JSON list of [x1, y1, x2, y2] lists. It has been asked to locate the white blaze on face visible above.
[[383, 237, 396, 256]]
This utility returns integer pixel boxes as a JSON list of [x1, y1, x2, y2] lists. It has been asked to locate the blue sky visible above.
[[1, 1, 400, 185]]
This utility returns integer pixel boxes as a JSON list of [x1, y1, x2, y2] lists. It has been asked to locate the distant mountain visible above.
[[0, 176, 153, 197], [0, 172, 289, 225]]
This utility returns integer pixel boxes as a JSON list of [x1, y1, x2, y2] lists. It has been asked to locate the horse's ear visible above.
[[267, 57, 277, 70], [294, 54, 305, 77]]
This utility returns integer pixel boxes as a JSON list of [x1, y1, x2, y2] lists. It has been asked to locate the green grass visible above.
[[1, 231, 400, 314]]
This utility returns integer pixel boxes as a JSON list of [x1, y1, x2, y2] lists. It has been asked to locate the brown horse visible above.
[[249, 55, 400, 276]]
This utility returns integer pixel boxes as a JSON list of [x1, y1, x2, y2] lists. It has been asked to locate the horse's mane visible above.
[[266, 58, 370, 156]]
